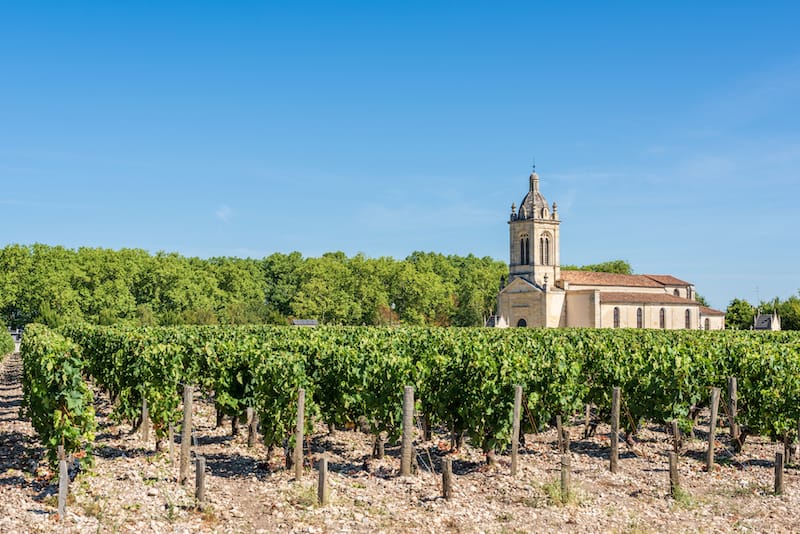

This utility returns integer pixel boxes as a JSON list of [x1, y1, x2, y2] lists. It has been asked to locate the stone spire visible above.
[[529, 170, 539, 193]]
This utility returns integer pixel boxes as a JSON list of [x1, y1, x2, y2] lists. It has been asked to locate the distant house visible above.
[[492, 169, 726, 329], [753, 311, 781, 331], [291, 319, 319, 327]]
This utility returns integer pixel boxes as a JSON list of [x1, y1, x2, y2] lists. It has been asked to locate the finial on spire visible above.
[[532, 156, 536, 173]]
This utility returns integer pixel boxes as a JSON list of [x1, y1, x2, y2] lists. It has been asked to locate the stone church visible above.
[[493, 170, 726, 329]]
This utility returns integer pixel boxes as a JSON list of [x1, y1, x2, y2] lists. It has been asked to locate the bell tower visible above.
[[508, 168, 561, 287]]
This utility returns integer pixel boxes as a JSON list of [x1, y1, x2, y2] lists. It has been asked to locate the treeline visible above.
[[725, 296, 800, 331], [0, 244, 507, 328]]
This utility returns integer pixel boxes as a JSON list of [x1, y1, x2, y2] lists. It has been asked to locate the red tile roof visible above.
[[643, 274, 692, 286], [599, 292, 698, 305], [560, 271, 664, 288], [699, 306, 726, 316]]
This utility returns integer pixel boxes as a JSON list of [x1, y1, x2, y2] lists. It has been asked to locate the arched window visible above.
[[613, 307, 620, 328], [636, 308, 643, 328], [685, 309, 691, 329], [659, 308, 666, 329], [525, 237, 530, 264], [544, 236, 550, 265], [704, 318, 710, 330], [517, 318, 527, 328], [519, 234, 530, 265], [539, 234, 551, 265], [539, 236, 544, 265]]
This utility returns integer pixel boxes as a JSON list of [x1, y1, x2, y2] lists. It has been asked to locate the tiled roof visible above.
[[699, 306, 726, 316], [643, 274, 692, 286], [560, 271, 664, 288], [599, 292, 699, 305]]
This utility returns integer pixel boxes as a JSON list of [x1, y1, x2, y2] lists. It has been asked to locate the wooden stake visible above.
[[195, 456, 206, 509], [583, 404, 591, 438], [317, 457, 329, 505], [401, 385, 415, 476], [442, 457, 453, 500], [668, 451, 679, 498], [57, 445, 68, 518], [728, 377, 739, 445], [556, 414, 564, 453], [706, 387, 720, 472], [511, 385, 522, 477], [775, 451, 785, 495], [294, 388, 305, 480], [560, 454, 571, 504], [179, 385, 193, 485], [168, 424, 175, 467], [247, 407, 257, 448], [671, 420, 681, 453], [610, 387, 620, 473], [141, 397, 150, 445]]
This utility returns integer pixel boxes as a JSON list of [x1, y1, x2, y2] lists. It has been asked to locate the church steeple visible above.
[[508, 168, 561, 287], [529, 170, 539, 193]]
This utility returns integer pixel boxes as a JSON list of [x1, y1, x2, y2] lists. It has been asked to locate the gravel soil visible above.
[[2, 350, 799, 533]]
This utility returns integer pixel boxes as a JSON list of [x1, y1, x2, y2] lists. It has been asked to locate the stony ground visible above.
[[2, 349, 799, 534]]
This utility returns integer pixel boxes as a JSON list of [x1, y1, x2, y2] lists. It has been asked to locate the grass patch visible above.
[[542, 479, 581, 506], [288, 483, 318, 508], [670, 485, 694, 508]]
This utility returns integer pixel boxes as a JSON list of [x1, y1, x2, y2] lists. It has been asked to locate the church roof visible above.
[[599, 292, 698, 305], [642, 274, 692, 286], [700, 306, 726, 316], [560, 271, 664, 288], [518, 171, 548, 219]]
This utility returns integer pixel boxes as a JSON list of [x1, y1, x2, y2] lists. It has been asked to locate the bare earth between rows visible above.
[[1, 350, 798, 533]]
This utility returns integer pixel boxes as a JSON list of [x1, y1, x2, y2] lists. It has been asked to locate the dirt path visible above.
[[0, 352, 54, 532]]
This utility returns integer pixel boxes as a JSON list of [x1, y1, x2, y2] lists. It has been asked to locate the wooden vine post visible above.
[[57, 445, 68, 518], [317, 457, 330, 505], [706, 387, 720, 472], [671, 420, 682, 453], [401, 385, 415, 476], [141, 397, 150, 445], [168, 424, 175, 467], [556, 414, 564, 453], [560, 454, 571, 504], [668, 451, 679, 498], [294, 388, 305, 480], [511, 385, 522, 477], [728, 377, 739, 446], [195, 456, 206, 509], [610, 387, 620, 473], [442, 457, 453, 500], [775, 452, 785, 495], [583, 404, 591, 438], [247, 407, 257, 448], [179, 385, 193, 485]]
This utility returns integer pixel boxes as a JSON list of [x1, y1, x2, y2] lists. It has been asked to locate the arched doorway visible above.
[[516, 318, 527, 328]]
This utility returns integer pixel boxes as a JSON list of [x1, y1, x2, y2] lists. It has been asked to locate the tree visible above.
[[725, 298, 755, 330], [777, 294, 800, 330], [562, 259, 632, 275]]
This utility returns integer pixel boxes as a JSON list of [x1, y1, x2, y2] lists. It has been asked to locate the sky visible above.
[[1, 1, 799, 310]]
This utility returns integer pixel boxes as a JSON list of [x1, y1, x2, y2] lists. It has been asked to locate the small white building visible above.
[[494, 170, 725, 329], [753, 311, 780, 331]]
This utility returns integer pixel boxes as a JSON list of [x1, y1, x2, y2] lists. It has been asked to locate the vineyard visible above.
[[6, 324, 800, 531]]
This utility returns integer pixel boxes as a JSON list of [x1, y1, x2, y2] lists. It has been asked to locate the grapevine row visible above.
[[21, 323, 800, 466]]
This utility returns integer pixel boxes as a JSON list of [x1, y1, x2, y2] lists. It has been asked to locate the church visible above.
[[493, 170, 726, 330]]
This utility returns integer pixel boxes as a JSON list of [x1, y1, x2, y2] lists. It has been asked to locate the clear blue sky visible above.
[[2, 1, 799, 310]]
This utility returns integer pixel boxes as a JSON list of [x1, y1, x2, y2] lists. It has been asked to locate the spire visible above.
[[529, 170, 539, 192]]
